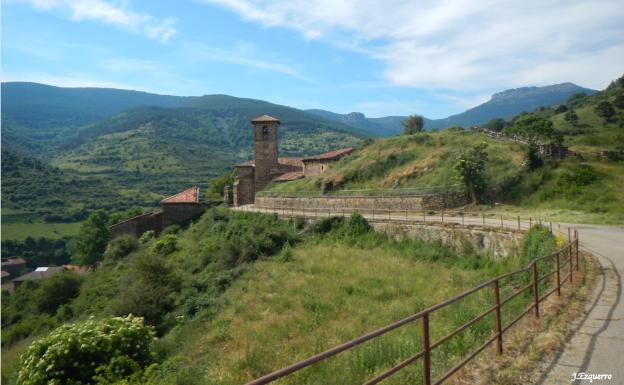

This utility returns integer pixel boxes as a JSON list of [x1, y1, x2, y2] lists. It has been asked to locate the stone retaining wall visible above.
[[255, 191, 469, 211]]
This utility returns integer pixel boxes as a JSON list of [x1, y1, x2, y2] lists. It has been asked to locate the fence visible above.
[[237, 206, 581, 385], [241, 204, 565, 233], [256, 185, 465, 198]]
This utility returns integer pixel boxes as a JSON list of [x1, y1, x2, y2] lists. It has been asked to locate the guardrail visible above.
[[236, 206, 581, 385]]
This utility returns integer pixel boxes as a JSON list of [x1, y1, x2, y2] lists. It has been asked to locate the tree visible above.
[[554, 104, 568, 114], [454, 143, 488, 204], [506, 114, 557, 143], [595, 101, 615, 122], [205, 171, 235, 201], [35, 271, 82, 314], [402, 114, 424, 134], [564, 110, 579, 125], [613, 92, 624, 109], [484, 118, 506, 132], [72, 210, 110, 268]]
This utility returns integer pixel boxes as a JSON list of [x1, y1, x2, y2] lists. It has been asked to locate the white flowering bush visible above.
[[17, 315, 156, 385]]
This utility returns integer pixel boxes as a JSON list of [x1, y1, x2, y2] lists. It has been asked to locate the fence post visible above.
[[441, 210, 444, 223], [388, 208, 391, 220], [421, 313, 431, 385], [569, 244, 574, 284], [462, 212, 465, 227], [575, 230, 580, 272], [517, 216, 520, 231], [549, 222, 553, 234], [556, 251, 561, 296], [493, 280, 503, 354], [500, 215, 504, 229], [532, 261, 539, 318], [568, 228, 571, 242], [483, 213, 485, 227], [529, 217, 532, 227], [423, 210, 426, 223]]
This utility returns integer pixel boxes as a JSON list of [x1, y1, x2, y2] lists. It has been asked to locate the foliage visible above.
[[112, 253, 181, 330], [554, 104, 568, 114], [561, 163, 598, 186], [35, 271, 82, 314], [454, 143, 489, 203], [108, 206, 145, 226], [1, 237, 71, 268], [104, 235, 138, 263], [484, 118, 506, 132], [505, 114, 558, 143], [564, 110, 578, 125], [614, 92, 624, 109], [205, 171, 235, 201], [151, 234, 178, 255], [402, 114, 424, 134], [520, 225, 556, 263], [139, 230, 156, 244], [526, 145, 543, 170], [16, 316, 156, 385], [594, 101, 615, 122], [71, 210, 111, 267]]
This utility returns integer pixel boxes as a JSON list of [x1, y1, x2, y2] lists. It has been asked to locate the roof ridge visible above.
[[161, 186, 200, 204]]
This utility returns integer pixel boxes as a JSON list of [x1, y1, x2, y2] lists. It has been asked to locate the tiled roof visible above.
[[236, 157, 304, 168], [161, 186, 200, 204], [302, 147, 354, 162], [251, 114, 280, 123], [13, 266, 65, 282], [273, 171, 305, 182], [278, 157, 304, 167], [1, 257, 26, 266]]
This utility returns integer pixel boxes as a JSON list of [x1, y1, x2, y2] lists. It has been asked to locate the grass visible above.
[[0, 221, 82, 240], [151, 226, 538, 385], [266, 130, 526, 195]]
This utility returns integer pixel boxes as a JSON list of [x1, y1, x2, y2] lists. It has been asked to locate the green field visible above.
[[1, 221, 82, 240]]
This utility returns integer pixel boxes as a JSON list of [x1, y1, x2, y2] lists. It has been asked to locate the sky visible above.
[[2, 0, 623, 118]]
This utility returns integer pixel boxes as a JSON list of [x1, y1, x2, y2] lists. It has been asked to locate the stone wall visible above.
[[253, 121, 279, 191], [162, 203, 205, 229], [255, 191, 469, 211], [234, 165, 255, 206], [371, 222, 521, 258], [303, 160, 331, 176], [111, 211, 163, 239]]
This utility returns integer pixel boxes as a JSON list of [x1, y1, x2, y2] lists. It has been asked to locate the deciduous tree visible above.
[[72, 210, 110, 268], [402, 114, 424, 134], [454, 143, 488, 204]]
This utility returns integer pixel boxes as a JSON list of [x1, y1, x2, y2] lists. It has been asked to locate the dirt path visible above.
[[234, 206, 624, 384]]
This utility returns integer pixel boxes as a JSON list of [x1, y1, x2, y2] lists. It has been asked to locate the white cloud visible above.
[[20, 0, 177, 42], [181, 41, 310, 81], [200, 0, 624, 91]]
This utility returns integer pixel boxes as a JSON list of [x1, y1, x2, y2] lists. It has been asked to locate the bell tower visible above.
[[251, 114, 280, 191]]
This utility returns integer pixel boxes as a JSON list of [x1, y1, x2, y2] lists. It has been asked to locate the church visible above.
[[233, 115, 353, 206]]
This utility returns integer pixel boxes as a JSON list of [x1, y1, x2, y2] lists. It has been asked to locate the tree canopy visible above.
[[454, 143, 489, 204], [505, 114, 559, 143], [402, 114, 424, 134], [71, 210, 111, 268], [595, 101, 615, 122]]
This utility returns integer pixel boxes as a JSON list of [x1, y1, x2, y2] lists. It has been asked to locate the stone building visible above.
[[111, 186, 206, 239], [233, 115, 353, 206]]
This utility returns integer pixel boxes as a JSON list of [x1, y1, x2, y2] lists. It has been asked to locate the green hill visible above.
[[268, 77, 624, 224]]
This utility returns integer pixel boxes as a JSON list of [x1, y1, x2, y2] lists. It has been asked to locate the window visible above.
[[262, 126, 269, 138]]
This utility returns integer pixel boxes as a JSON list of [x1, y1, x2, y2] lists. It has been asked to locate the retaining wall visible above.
[[255, 191, 469, 211]]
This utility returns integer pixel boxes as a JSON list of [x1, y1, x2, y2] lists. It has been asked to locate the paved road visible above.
[[235, 206, 624, 384]]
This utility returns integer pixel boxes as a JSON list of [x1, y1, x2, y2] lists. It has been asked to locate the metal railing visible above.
[[255, 185, 465, 198], [237, 206, 582, 385]]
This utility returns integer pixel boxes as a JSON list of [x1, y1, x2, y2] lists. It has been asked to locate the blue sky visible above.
[[2, 0, 623, 118]]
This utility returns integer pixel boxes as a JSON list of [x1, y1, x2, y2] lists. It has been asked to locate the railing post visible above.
[[569, 243, 574, 284], [529, 217, 532, 227], [493, 280, 503, 354], [441, 210, 444, 223], [500, 215, 504, 229], [575, 230, 580, 272], [532, 261, 539, 318], [423, 210, 425, 223], [549, 221, 553, 234], [483, 213, 485, 227], [556, 251, 561, 296], [462, 212, 465, 227], [517, 216, 520, 231], [421, 313, 431, 385], [568, 228, 571, 242]]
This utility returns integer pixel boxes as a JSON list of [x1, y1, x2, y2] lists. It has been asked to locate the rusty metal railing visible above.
[[239, 210, 581, 385]]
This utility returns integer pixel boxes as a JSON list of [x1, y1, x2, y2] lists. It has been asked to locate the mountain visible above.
[[307, 82, 597, 135], [426, 82, 597, 129], [1, 83, 369, 224]]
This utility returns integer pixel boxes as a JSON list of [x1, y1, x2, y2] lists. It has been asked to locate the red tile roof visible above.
[[273, 171, 305, 182], [251, 115, 280, 123], [161, 186, 199, 204], [302, 147, 354, 162]]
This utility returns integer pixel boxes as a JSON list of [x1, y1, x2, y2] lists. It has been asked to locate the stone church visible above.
[[233, 115, 353, 206]]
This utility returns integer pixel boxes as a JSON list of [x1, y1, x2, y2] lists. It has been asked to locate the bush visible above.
[[520, 225, 556, 263], [104, 235, 138, 262], [161, 224, 181, 236], [561, 163, 598, 186], [151, 234, 178, 255], [139, 230, 155, 244], [16, 316, 156, 385], [35, 271, 82, 314]]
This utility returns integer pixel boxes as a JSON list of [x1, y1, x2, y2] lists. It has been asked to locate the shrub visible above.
[[104, 235, 138, 262], [520, 225, 556, 263], [161, 224, 181, 236], [35, 271, 82, 314], [312, 216, 345, 234], [151, 234, 178, 255], [341, 213, 372, 237], [16, 316, 156, 385], [139, 230, 155, 244], [561, 163, 598, 186]]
